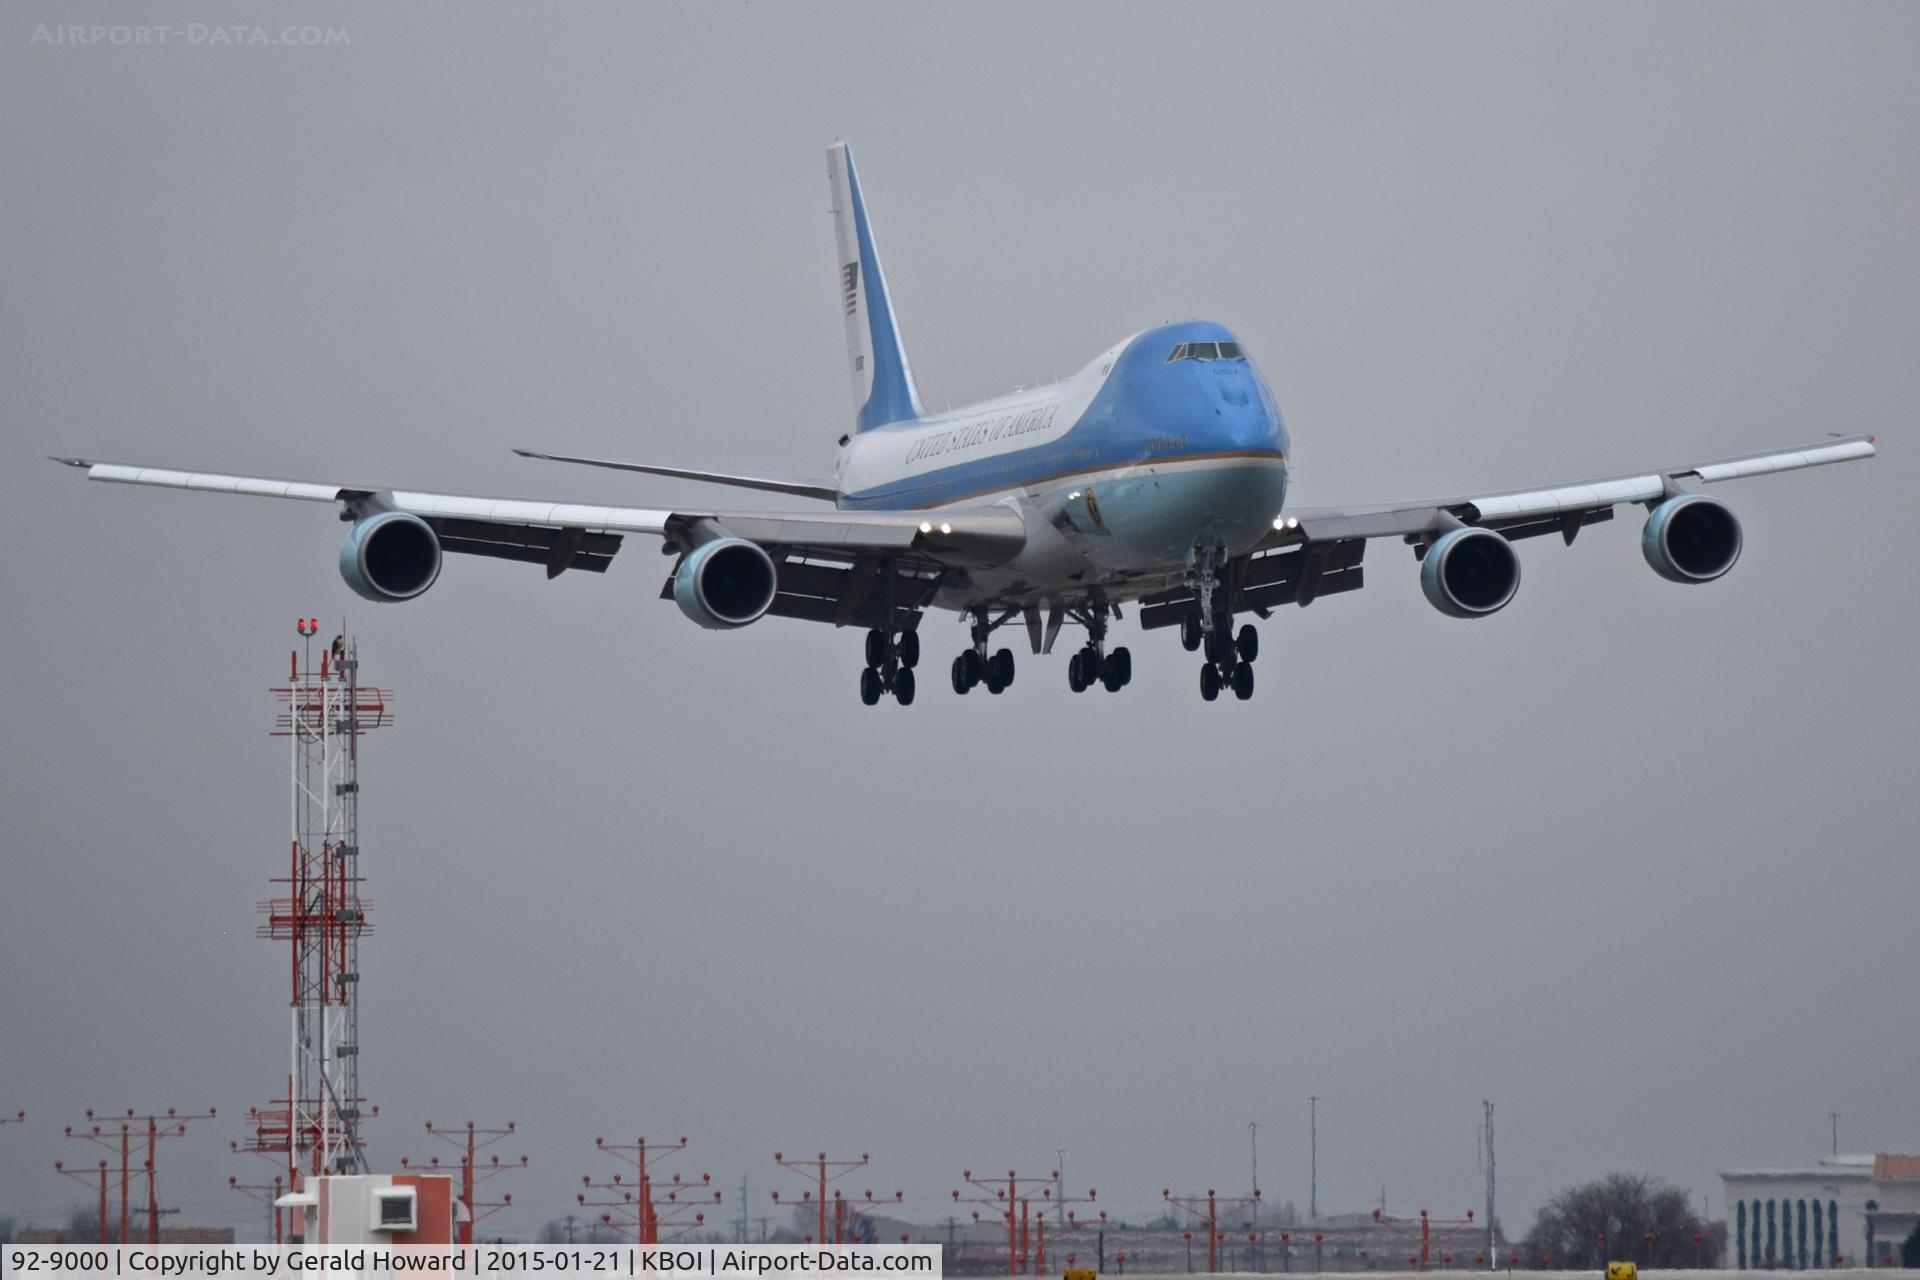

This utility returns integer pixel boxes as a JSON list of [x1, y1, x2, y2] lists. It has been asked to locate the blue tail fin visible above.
[[827, 143, 924, 433]]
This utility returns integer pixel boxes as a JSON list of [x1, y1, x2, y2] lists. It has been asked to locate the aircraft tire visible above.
[[1112, 646, 1132, 686], [894, 667, 916, 706], [1200, 664, 1221, 702], [865, 629, 888, 669], [860, 667, 883, 706], [960, 649, 983, 687], [1236, 625, 1259, 664], [992, 648, 1015, 688], [1068, 652, 1088, 692], [1232, 662, 1255, 701], [898, 629, 920, 669], [951, 655, 971, 695], [1181, 612, 1203, 652]]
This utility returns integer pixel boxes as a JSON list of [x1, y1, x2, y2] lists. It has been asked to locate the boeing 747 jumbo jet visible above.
[[55, 143, 1876, 705]]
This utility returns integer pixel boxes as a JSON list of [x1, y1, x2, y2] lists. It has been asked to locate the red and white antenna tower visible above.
[[579, 1136, 721, 1244], [404, 1121, 528, 1243], [241, 620, 393, 1182]]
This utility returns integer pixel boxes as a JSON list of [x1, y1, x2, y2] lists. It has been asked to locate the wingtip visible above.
[[48, 455, 91, 469], [510, 447, 545, 460]]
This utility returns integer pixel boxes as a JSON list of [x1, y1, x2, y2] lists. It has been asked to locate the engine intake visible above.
[[1420, 526, 1520, 618], [672, 536, 777, 629], [339, 511, 442, 602], [1642, 494, 1742, 583]]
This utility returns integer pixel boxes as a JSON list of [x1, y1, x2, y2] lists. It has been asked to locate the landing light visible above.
[[940, 522, 953, 535], [919, 521, 933, 534], [1068, 491, 1081, 500], [1272, 516, 1299, 530]]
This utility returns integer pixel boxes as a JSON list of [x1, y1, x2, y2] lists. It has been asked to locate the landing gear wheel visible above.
[[864, 629, 888, 669], [986, 670, 1006, 695], [960, 649, 983, 687], [1111, 646, 1132, 686], [1232, 662, 1255, 701], [1200, 664, 1222, 702], [951, 654, 971, 695], [991, 648, 1015, 689], [897, 629, 920, 669], [860, 667, 883, 706], [894, 667, 916, 706], [1068, 651, 1089, 693], [1181, 612, 1203, 652], [1101, 656, 1125, 693], [1236, 624, 1259, 664]]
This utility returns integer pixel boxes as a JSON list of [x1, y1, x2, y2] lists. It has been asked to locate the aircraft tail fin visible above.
[[828, 142, 924, 434]]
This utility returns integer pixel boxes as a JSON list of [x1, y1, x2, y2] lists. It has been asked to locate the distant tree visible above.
[[1901, 1223, 1920, 1269], [1522, 1173, 1716, 1269], [55, 1205, 102, 1243]]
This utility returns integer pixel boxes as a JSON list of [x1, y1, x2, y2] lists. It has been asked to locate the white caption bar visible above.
[[2, 1246, 942, 1280]]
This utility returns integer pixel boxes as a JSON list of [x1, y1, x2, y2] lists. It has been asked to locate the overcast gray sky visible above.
[[3, 0, 1917, 1243]]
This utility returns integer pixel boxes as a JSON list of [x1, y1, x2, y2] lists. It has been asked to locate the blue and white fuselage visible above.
[[832, 321, 1289, 613]]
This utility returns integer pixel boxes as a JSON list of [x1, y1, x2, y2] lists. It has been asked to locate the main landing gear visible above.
[[951, 608, 1016, 696], [1186, 547, 1258, 702], [860, 625, 919, 706], [1064, 600, 1132, 695]]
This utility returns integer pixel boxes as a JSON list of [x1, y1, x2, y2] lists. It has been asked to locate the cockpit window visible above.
[[1167, 340, 1246, 362]]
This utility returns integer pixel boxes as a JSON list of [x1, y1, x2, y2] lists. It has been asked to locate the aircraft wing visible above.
[[1138, 434, 1878, 628], [50, 457, 1024, 629], [1276, 435, 1878, 545], [510, 447, 840, 501]]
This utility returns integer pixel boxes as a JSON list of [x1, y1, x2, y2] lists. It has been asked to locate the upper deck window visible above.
[[1166, 341, 1245, 362]]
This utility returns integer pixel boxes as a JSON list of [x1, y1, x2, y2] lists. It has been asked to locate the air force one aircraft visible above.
[[56, 142, 1876, 705]]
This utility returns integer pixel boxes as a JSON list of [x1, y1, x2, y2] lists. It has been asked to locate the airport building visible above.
[[1721, 1153, 1920, 1269]]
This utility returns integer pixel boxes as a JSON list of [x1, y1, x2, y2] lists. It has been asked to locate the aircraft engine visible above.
[[672, 536, 777, 629], [338, 511, 442, 602], [1420, 526, 1521, 618], [1642, 494, 1743, 583]]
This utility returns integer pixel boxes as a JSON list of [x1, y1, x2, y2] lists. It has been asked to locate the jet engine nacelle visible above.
[[338, 510, 442, 602], [1420, 526, 1521, 619], [1642, 494, 1742, 583], [672, 536, 777, 630]]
